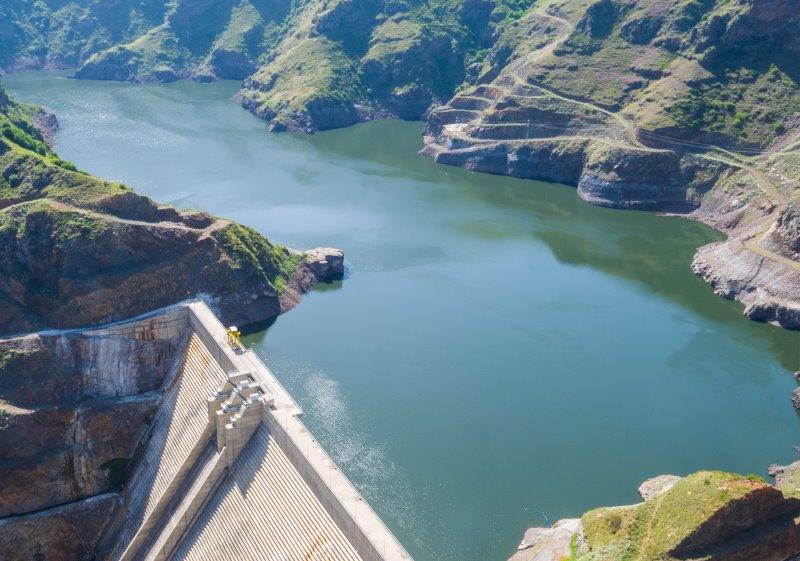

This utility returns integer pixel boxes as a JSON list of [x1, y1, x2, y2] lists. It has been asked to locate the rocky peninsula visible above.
[[0, 83, 343, 335], [509, 466, 800, 561]]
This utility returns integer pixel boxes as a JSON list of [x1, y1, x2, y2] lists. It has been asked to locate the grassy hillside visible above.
[[511, 0, 800, 149], [0, 81, 307, 333], [75, 0, 315, 82], [69, 0, 536, 129], [6, 0, 797, 142], [0, 0, 167, 71], [576, 471, 800, 561]]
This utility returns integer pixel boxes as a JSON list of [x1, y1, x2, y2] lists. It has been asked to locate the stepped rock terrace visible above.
[[0, 300, 410, 561]]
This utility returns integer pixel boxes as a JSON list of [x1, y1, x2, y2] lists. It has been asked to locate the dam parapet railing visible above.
[[75, 298, 411, 561]]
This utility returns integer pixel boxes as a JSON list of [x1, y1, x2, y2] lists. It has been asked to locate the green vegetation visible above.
[[3, 0, 797, 142], [0, 84, 83, 174], [663, 63, 800, 146], [0, 0, 167, 71], [578, 471, 800, 561], [64, 0, 547, 128], [562, 534, 579, 561], [218, 223, 302, 294], [0, 81, 304, 304], [76, 0, 314, 82], [474, 0, 800, 149], [244, 36, 364, 119], [0, 88, 52, 158]]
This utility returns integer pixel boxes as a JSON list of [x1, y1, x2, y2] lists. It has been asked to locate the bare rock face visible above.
[[278, 248, 345, 313], [764, 204, 800, 262], [771, 461, 800, 497], [0, 494, 117, 561], [692, 238, 800, 330], [0, 327, 183, 517], [509, 519, 582, 561], [0, 398, 158, 517], [302, 247, 345, 280], [638, 474, 681, 501]]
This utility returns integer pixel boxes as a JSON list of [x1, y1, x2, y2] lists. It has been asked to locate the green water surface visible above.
[[7, 72, 799, 561]]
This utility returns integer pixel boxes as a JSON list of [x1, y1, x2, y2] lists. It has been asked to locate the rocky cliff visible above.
[[0, 85, 343, 335], [422, 0, 800, 329], [510, 468, 800, 561], [0, 307, 196, 561], [0, 327, 180, 519]]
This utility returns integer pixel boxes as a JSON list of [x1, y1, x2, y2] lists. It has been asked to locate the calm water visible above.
[[7, 72, 800, 561]]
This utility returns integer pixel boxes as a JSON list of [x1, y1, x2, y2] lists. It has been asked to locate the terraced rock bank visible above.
[[422, 0, 800, 329]]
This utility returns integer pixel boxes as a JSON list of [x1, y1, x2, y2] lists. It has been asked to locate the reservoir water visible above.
[[7, 72, 800, 561]]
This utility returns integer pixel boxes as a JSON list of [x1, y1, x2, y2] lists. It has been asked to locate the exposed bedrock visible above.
[[0, 396, 158, 517], [422, 133, 726, 212], [0, 493, 117, 561], [692, 238, 800, 330], [279, 248, 345, 312], [0, 325, 183, 517], [765, 204, 800, 262]]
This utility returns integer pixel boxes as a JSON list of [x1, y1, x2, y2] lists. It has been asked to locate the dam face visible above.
[[1, 300, 410, 561]]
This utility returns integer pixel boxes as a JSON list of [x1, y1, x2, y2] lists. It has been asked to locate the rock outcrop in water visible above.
[[510, 469, 800, 561]]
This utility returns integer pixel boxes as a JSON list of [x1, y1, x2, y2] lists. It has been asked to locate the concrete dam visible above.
[[0, 301, 411, 561]]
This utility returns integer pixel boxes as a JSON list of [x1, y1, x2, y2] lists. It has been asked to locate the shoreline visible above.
[[7, 67, 797, 331]]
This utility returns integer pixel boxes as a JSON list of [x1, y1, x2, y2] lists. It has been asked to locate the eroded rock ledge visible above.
[[510, 468, 800, 561], [0, 149, 343, 336], [422, 85, 799, 330]]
